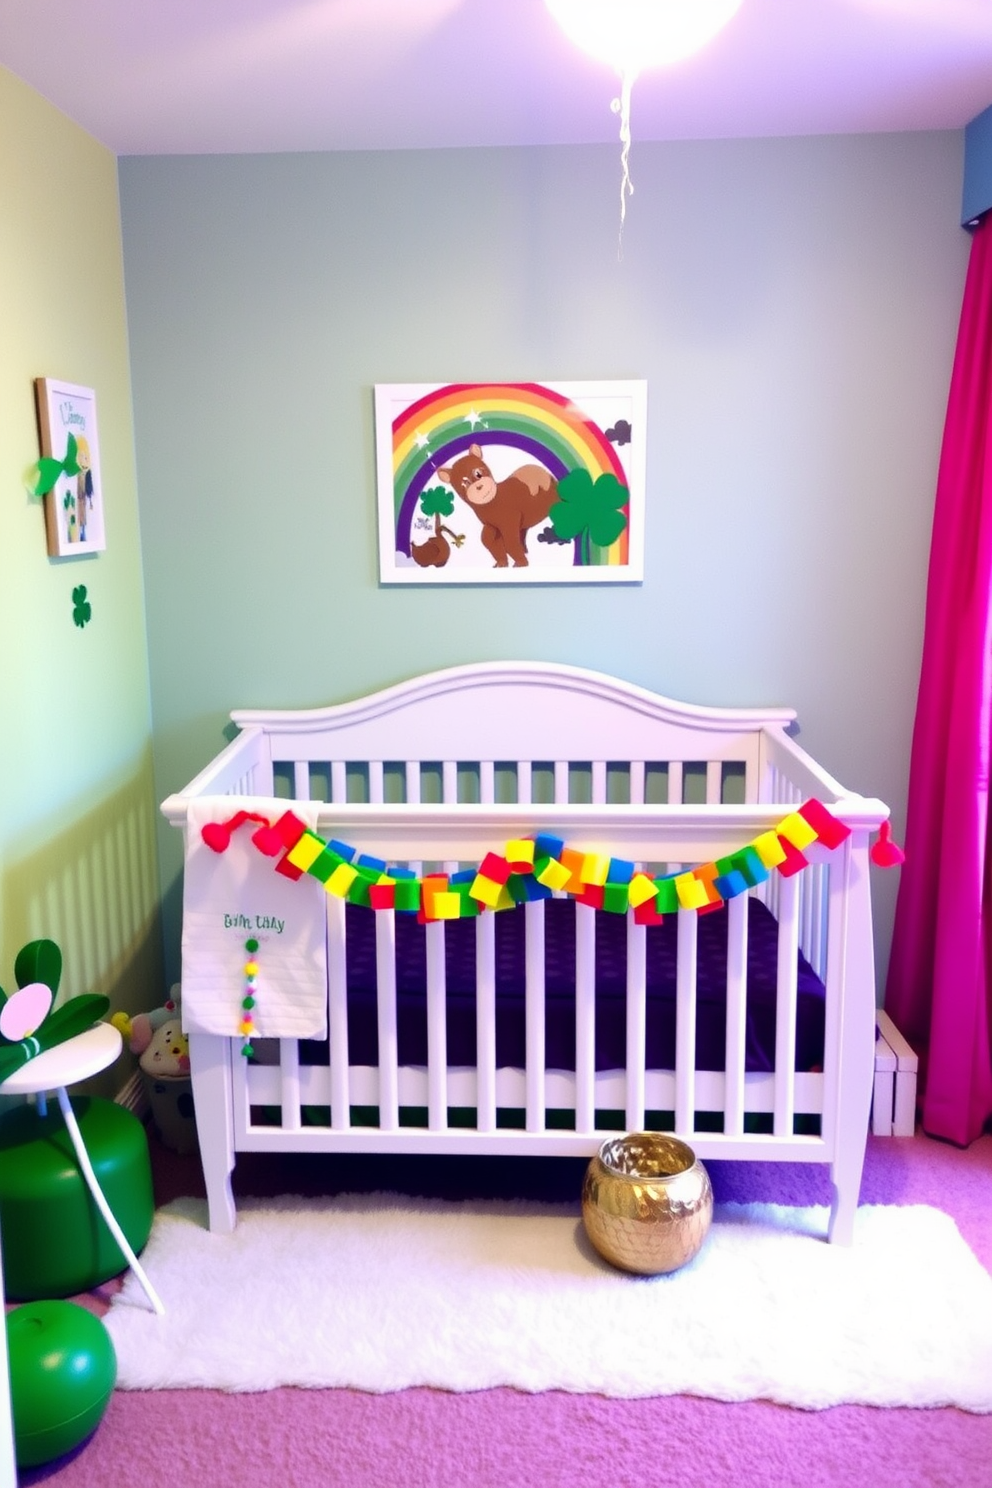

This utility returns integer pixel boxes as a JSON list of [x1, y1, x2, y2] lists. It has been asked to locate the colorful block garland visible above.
[[192, 799, 897, 1055], [200, 797, 860, 927]]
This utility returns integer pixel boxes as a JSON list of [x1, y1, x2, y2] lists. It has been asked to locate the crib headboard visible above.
[[162, 661, 834, 819]]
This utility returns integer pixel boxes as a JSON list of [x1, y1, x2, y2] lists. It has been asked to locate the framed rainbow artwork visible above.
[[374, 380, 646, 584]]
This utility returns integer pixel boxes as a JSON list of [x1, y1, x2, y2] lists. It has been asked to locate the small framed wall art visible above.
[[374, 380, 646, 584], [35, 378, 106, 557]]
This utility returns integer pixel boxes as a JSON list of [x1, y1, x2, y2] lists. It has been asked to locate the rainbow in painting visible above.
[[375, 380, 646, 582]]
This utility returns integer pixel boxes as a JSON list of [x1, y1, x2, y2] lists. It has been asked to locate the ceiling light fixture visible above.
[[545, 0, 744, 240]]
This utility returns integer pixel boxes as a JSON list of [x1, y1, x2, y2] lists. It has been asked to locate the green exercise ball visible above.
[[0, 1096, 154, 1298], [6, 1300, 117, 1467]]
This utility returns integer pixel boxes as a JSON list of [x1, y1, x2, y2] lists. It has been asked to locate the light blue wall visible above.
[[118, 132, 968, 984]]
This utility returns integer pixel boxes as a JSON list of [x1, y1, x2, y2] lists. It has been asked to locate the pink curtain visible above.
[[886, 214, 992, 1146]]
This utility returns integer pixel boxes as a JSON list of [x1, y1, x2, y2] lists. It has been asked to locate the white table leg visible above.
[[56, 1086, 165, 1315]]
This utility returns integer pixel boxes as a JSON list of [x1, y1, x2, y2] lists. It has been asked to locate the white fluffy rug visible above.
[[104, 1195, 992, 1411]]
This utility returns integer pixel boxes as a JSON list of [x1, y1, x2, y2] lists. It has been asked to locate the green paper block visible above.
[[394, 879, 421, 913], [507, 876, 530, 904], [453, 887, 481, 917], [346, 877, 372, 908], [729, 846, 769, 887], [306, 848, 345, 884], [602, 883, 630, 914], [655, 877, 680, 915]]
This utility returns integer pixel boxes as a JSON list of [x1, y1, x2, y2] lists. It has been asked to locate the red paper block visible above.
[[775, 835, 809, 877], [479, 852, 511, 885], [575, 885, 605, 910], [797, 799, 851, 850]]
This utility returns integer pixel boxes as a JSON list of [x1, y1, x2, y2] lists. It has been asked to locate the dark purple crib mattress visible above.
[[300, 897, 825, 1075]]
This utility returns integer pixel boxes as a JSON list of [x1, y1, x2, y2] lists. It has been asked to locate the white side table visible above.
[[1, 1022, 164, 1315]]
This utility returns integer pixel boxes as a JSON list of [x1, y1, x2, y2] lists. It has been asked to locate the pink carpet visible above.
[[19, 1128, 992, 1488]]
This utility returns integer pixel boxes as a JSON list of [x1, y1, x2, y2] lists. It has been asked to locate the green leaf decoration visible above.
[[33, 457, 65, 496], [14, 939, 62, 996], [420, 486, 455, 519], [72, 585, 92, 629], [31, 433, 82, 497], [62, 432, 80, 477], [549, 470, 630, 556], [0, 934, 109, 1083]]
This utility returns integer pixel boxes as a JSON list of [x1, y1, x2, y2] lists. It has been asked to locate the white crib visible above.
[[161, 661, 887, 1243]]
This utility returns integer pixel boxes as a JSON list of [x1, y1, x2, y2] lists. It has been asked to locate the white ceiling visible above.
[[2, 0, 992, 156]]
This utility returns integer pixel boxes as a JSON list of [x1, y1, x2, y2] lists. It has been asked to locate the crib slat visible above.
[[525, 902, 546, 1132], [375, 911, 400, 1131], [668, 760, 684, 805], [475, 912, 497, 1132], [554, 761, 569, 803], [279, 1038, 302, 1132], [293, 761, 310, 800], [675, 909, 698, 1133], [706, 760, 722, 804], [442, 759, 457, 803], [425, 921, 448, 1129], [575, 903, 596, 1134], [625, 915, 647, 1132], [479, 760, 495, 805], [405, 761, 421, 804], [591, 761, 607, 804], [629, 760, 646, 806], [331, 760, 347, 803], [327, 896, 351, 1130], [369, 760, 384, 804], [723, 893, 748, 1137], [774, 873, 801, 1137]]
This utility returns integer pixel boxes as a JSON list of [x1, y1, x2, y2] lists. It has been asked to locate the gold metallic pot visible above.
[[581, 1133, 713, 1276]]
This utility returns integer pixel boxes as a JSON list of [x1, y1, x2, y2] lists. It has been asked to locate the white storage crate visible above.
[[872, 1008, 918, 1136]]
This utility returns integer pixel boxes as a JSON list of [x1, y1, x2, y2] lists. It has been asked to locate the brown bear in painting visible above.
[[436, 445, 558, 568]]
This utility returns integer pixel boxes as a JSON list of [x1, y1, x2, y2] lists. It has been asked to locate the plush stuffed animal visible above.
[[111, 996, 189, 1079], [111, 993, 197, 1153]]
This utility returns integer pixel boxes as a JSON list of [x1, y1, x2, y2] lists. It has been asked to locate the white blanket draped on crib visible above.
[[180, 796, 327, 1040]]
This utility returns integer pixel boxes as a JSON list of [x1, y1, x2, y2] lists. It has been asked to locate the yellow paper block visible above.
[[505, 839, 535, 868], [627, 873, 658, 909], [494, 884, 515, 910], [674, 872, 709, 910], [581, 853, 611, 887], [431, 892, 461, 920], [471, 874, 503, 908], [375, 873, 396, 886], [325, 862, 359, 897], [777, 811, 818, 851], [537, 858, 572, 891], [286, 831, 327, 872], [752, 831, 787, 868]]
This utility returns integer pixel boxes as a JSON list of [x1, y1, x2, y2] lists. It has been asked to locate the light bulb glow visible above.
[[545, 0, 744, 75]]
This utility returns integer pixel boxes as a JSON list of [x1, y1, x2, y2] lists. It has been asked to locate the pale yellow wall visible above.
[[0, 67, 162, 1096]]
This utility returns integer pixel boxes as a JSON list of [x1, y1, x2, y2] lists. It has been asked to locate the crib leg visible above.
[[828, 1161, 861, 1245], [188, 1031, 237, 1234]]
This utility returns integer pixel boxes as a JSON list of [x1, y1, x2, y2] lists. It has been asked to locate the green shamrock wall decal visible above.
[[0, 939, 110, 1084], [72, 585, 92, 628], [549, 469, 630, 564]]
